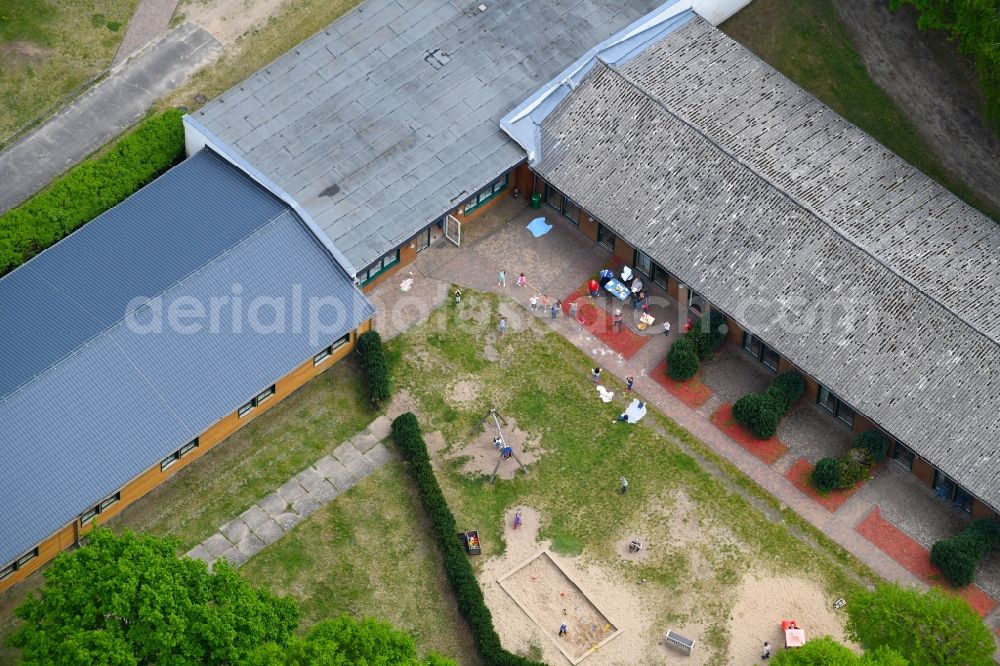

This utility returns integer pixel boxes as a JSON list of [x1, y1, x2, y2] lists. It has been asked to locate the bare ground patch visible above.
[[181, 0, 293, 45]]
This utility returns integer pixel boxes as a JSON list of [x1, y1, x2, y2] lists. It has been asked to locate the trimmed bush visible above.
[[357, 330, 391, 406], [0, 109, 186, 276], [667, 339, 699, 381], [854, 430, 889, 463], [931, 519, 1000, 587], [767, 371, 805, 414], [732, 393, 780, 439], [733, 371, 803, 439], [812, 457, 843, 492], [838, 448, 871, 488], [687, 311, 727, 360], [391, 414, 543, 666]]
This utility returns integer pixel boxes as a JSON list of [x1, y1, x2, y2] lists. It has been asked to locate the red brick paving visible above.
[[855, 507, 998, 617], [561, 285, 650, 360], [650, 358, 713, 409], [711, 403, 789, 465], [785, 457, 862, 512]]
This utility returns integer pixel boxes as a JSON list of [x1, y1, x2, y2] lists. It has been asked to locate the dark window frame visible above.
[[596, 223, 616, 251], [15, 548, 38, 569], [817, 385, 854, 427], [315, 332, 351, 366], [415, 226, 432, 253], [464, 173, 508, 214], [892, 442, 914, 471], [360, 249, 401, 286]]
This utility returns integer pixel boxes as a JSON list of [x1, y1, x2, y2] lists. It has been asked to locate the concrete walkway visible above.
[[0, 22, 220, 214], [113, 0, 183, 65], [186, 415, 393, 569]]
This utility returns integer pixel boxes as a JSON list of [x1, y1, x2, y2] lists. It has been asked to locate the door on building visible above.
[[597, 223, 616, 251], [892, 442, 914, 470], [444, 214, 461, 247]]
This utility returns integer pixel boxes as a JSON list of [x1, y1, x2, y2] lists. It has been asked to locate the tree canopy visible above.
[[7, 529, 453, 666], [845, 583, 994, 666], [772, 636, 908, 665], [247, 616, 456, 665], [891, 0, 1000, 135]]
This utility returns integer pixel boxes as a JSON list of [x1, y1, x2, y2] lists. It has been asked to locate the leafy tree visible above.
[[891, 0, 1000, 135], [8, 529, 299, 665], [846, 583, 994, 666], [248, 615, 456, 665], [773, 636, 908, 665], [667, 338, 699, 380]]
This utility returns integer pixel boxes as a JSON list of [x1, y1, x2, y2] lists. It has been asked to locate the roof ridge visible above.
[[0, 210, 293, 406], [600, 59, 1000, 354]]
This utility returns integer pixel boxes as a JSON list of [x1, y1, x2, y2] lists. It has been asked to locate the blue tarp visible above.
[[527, 217, 552, 237]]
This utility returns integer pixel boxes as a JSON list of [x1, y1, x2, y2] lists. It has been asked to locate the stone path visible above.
[[186, 415, 393, 569], [113, 0, 183, 65], [0, 22, 220, 214]]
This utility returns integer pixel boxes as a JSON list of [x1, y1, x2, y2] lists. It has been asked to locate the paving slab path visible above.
[[186, 415, 393, 569], [0, 22, 220, 214], [113, 0, 183, 65]]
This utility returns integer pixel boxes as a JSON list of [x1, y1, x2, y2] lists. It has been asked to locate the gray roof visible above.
[[523, 17, 1000, 509], [193, 0, 664, 270], [0, 148, 374, 564]]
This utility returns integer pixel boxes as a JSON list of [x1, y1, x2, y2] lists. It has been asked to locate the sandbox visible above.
[[498, 550, 621, 664]]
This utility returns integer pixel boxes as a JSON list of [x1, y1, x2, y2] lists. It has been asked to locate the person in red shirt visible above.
[[588, 278, 599, 297]]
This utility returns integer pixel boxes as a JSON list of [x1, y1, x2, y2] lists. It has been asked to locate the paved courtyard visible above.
[[366, 195, 1000, 642]]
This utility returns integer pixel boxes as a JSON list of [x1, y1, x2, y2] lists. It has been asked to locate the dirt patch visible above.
[[1, 41, 50, 64], [181, 0, 292, 45], [438, 417, 542, 480], [385, 389, 417, 421], [727, 574, 856, 660], [448, 378, 481, 406], [831, 0, 1000, 216]]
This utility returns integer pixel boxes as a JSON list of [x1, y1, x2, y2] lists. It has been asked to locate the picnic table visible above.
[[603, 277, 630, 301]]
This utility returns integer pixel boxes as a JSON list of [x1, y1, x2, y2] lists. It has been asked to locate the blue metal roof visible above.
[[0, 148, 374, 565]]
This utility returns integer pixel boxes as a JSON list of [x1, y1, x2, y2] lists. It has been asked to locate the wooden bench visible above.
[[665, 630, 695, 655]]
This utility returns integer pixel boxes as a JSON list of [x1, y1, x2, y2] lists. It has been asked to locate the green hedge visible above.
[[854, 430, 889, 463], [811, 430, 889, 492], [931, 519, 1000, 587], [357, 330, 391, 407], [667, 338, 699, 381], [812, 457, 843, 492], [687, 311, 727, 360], [0, 109, 186, 276], [733, 371, 804, 439], [392, 414, 543, 666]]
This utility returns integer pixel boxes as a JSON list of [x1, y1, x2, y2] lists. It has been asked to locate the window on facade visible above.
[[597, 223, 615, 251], [161, 452, 180, 470], [761, 346, 780, 372], [687, 288, 707, 314], [416, 226, 432, 253], [80, 506, 100, 525], [543, 183, 564, 211], [892, 442, 914, 470], [314, 333, 351, 366], [817, 386, 854, 426], [238, 401, 254, 418], [464, 173, 509, 214], [634, 250, 652, 277], [80, 491, 122, 526], [16, 549, 38, 569], [743, 332, 763, 358], [954, 486, 974, 513], [179, 439, 198, 457], [360, 249, 401, 286], [100, 492, 121, 511], [2, 548, 39, 580], [564, 199, 580, 224], [651, 263, 669, 289], [256, 385, 276, 404]]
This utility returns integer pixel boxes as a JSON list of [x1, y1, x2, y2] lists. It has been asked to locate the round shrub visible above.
[[838, 448, 871, 488], [766, 371, 805, 414], [671, 335, 696, 355], [667, 344, 699, 381], [732, 393, 779, 439], [931, 538, 979, 587], [967, 518, 1000, 550], [812, 457, 843, 492], [853, 430, 889, 463]]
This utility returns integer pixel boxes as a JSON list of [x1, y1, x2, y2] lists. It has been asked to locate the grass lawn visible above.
[[241, 462, 477, 663], [109, 357, 372, 552], [388, 290, 873, 662], [159, 0, 360, 112], [0, 0, 140, 142], [720, 0, 999, 222]]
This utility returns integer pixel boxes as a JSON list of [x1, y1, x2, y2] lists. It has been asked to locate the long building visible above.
[[0, 147, 374, 592], [191, 0, 1000, 521]]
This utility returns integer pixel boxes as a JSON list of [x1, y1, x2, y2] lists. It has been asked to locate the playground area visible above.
[[388, 289, 869, 664]]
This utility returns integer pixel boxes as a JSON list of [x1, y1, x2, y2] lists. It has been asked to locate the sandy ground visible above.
[[425, 416, 542, 481], [832, 0, 1000, 215], [727, 574, 857, 662], [181, 0, 292, 44], [478, 504, 854, 664]]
